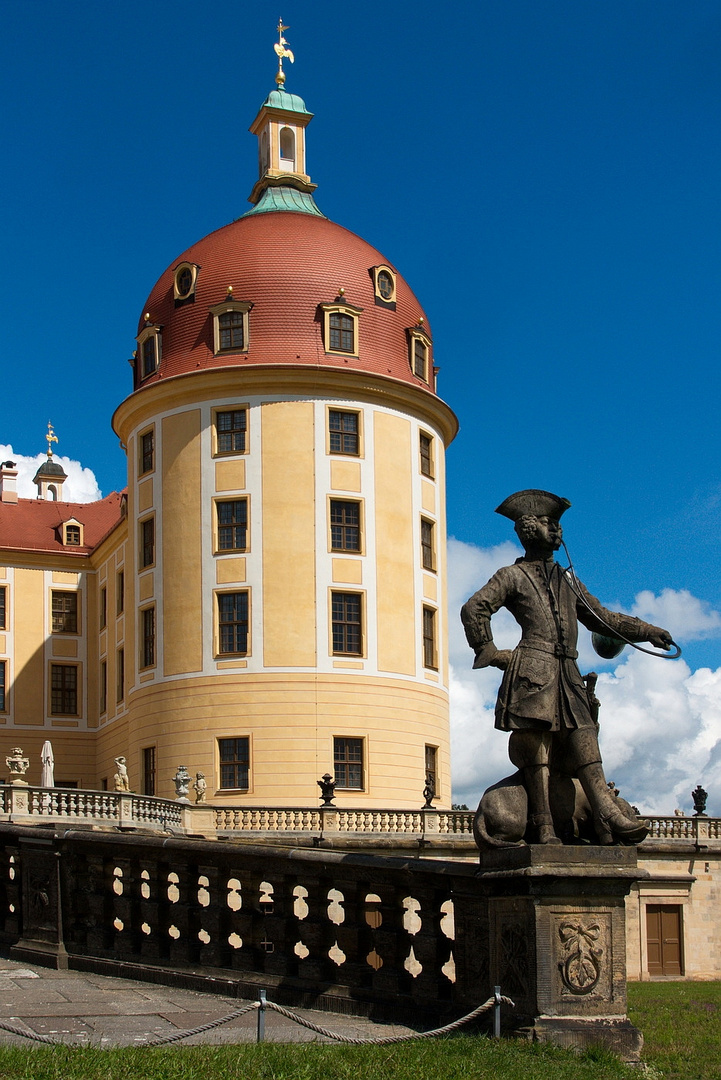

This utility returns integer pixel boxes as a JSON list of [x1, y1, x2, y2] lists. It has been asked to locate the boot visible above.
[[530, 813, 562, 845], [577, 762, 648, 845]]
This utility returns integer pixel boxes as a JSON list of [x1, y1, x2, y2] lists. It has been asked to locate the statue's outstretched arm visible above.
[[574, 578, 673, 650]]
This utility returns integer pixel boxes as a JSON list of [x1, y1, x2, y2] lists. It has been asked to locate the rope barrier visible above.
[[0, 990, 514, 1048]]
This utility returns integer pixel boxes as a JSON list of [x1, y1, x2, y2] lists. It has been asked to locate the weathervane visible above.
[[46, 421, 58, 458], [274, 18, 294, 88]]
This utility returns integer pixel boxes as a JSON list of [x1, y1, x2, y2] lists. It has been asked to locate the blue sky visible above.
[[1, 1, 719, 809]]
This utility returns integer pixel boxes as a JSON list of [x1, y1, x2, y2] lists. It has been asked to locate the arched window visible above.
[[279, 126, 295, 166]]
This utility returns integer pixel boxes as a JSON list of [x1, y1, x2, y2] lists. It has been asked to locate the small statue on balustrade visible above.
[[194, 772, 207, 804], [113, 756, 130, 792]]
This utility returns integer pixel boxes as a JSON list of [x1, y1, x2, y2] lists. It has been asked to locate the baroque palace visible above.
[[0, 44, 457, 809], [0, 34, 718, 989]]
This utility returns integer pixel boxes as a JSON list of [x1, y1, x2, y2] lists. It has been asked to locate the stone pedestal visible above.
[[480, 846, 647, 1061]]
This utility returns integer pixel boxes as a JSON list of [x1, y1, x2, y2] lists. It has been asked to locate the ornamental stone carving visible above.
[[558, 918, 604, 994], [6, 747, 29, 785]]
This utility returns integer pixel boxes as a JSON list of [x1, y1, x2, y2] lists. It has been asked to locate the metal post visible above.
[[493, 985, 502, 1038], [257, 989, 266, 1043]]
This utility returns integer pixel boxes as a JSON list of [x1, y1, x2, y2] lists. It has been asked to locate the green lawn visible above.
[[0, 981, 718, 1080], [628, 980, 721, 1080]]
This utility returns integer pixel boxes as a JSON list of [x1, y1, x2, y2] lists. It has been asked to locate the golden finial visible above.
[[338, 287, 345, 296], [274, 18, 294, 87], [227, 285, 233, 294], [46, 421, 58, 458]]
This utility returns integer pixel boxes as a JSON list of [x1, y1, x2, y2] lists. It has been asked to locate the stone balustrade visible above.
[[0, 785, 716, 850]]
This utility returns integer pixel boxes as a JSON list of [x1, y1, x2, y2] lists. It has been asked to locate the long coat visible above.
[[461, 557, 654, 732]]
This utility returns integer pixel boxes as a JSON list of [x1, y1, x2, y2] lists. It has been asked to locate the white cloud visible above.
[[0, 445, 101, 503], [448, 538, 721, 817]]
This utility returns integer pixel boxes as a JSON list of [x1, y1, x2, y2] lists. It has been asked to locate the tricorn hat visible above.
[[495, 489, 571, 522]]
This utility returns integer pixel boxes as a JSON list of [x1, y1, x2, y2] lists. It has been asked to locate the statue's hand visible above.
[[647, 626, 674, 651], [490, 650, 513, 670]]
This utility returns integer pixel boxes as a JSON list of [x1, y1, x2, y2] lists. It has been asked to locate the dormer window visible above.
[[61, 519, 84, 547], [210, 300, 252, 356], [320, 302, 362, 357], [371, 265, 397, 309], [407, 325, 432, 384], [136, 324, 162, 381], [173, 262, 199, 305]]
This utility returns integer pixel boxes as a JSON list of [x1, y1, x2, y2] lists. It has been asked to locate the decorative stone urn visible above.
[[6, 747, 29, 785]]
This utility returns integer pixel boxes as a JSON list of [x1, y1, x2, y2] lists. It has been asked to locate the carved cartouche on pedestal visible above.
[[6, 747, 30, 786]]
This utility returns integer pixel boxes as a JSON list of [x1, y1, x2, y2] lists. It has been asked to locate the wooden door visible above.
[[646, 904, 683, 976]]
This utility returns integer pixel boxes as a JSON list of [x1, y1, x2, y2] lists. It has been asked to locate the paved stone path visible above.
[[0, 957, 418, 1047]]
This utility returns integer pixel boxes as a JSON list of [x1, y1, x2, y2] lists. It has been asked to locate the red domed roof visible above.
[[135, 212, 436, 394]]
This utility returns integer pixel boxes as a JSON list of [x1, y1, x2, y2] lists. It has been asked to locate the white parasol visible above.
[[40, 740, 55, 787]]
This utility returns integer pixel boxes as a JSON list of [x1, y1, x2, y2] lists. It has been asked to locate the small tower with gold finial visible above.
[[246, 20, 322, 216], [33, 422, 67, 501]]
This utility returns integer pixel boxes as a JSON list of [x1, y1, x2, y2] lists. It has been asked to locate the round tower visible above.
[[109, 40, 458, 808]]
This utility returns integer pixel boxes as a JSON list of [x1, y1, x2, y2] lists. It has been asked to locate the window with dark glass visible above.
[[419, 432, 433, 478], [330, 500, 360, 552], [414, 338, 428, 380], [218, 592, 249, 655], [425, 745, 438, 797], [51, 664, 78, 715], [329, 312, 354, 353], [421, 518, 435, 571], [176, 267, 193, 297], [331, 592, 362, 655], [423, 607, 437, 669], [328, 410, 359, 455], [0, 660, 6, 712], [52, 591, 78, 634], [117, 571, 125, 614], [100, 587, 107, 630], [219, 737, 250, 790], [217, 499, 248, 552], [0, 586, 6, 630], [218, 311, 245, 352], [142, 335, 157, 378], [334, 737, 363, 789], [143, 746, 156, 796], [216, 409, 247, 455], [140, 518, 155, 568], [140, 430, 154, 474], [65, 524, 81, 545], [116, 648, 124, 703], [377, 270, 394, 300], [142, 607, 155, 669]]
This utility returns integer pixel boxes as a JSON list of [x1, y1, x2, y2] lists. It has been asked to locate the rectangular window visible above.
[[216, 409, 247, 455], [329, 312, 355, 353], [140, 430, 154, 475], [216, 499, 248, 552], [117, 571, 125, 615], [425, 745, 438, 798], [331, 592, 362, 655], [328, 410, 359, 455], [52, 591, 78, 634], [218, 311, 245, 351], [334, 737, 363, 790], [100, 586, 107, 630], [218, 592, 249, 655], [141, 607, 155, 669], [414, 338, 428, 380], [0, 586, 6, 630], [421, 518, 435, 571], [219, 736, 250, 790], [140, 517, 155, 569], [142, 335, 158, 378], [419, 432, 434, 478], [65, 524, 81, 546], [0, 660, 5, 712], [423, 606, 437, 669], [99, 660, 107, 714], [143, 746, 156, 796], [116, 648, 124, 703], [330, 499, 360, 552], [51, 664, 78, 715]]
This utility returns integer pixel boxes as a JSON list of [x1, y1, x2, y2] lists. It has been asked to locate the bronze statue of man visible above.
[[461, 490, 674, 846]]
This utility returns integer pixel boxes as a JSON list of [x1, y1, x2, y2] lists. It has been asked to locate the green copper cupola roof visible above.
[[244, 21, 324, 218]]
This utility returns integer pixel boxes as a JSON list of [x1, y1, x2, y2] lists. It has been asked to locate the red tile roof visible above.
[[0, 492, 125, 557], [134, 212, 438, 394]]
